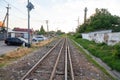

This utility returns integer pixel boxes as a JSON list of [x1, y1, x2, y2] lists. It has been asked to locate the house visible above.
[[8, 27, 34, 39]]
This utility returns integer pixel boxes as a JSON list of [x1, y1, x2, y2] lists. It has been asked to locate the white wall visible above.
[[82, 30, 120, 45], [11, 33, 15, 37], [107, 32, 120, 45]]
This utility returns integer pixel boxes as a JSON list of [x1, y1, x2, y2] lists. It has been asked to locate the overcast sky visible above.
[[0, 0, 120, 32]]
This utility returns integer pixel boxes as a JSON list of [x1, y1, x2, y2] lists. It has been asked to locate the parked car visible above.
[[5, 37, 28, 46], [32, 36, 44, 42]]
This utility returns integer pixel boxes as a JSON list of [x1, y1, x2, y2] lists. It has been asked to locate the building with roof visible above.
[[8, 27, 34, 40]]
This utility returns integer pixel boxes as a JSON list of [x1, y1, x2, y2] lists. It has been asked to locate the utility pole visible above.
[[6, 4, 10, 38], [75, 16, 80, 28], [77, 16, 80, 26], [27, 0, 34, 47], [27, 0, 30, 47], [75, 17, 80, 33], [46, 20, 49, 37], [84, 7, 87, 24]]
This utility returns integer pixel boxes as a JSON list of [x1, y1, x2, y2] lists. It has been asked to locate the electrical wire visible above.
[[1, 0, 48, 28], [0, 3, 5, 7], [2, 0, 8, 4], [2, 0, 27, 16]]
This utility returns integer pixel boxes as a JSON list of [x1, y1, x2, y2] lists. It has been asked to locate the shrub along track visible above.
[[0, 37, 112, 80]]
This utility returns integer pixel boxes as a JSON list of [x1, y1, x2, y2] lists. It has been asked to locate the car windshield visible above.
[[18, 37, 28, 43]]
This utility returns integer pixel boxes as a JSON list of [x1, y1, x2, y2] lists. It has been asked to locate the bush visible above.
[[113, 43, 120, 58], [97, 42, 107, 46], [70, 37, 120, 72], [74, 33, 82, 38]]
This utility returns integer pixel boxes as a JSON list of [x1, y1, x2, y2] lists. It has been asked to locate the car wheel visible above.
[[7, 42, 10, 45]]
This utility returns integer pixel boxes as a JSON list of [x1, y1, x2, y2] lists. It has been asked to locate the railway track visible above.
[[20, 37, 112, 80], [20, 38, 75, 80]]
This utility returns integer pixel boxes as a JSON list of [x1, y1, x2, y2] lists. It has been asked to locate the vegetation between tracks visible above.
[[0, 39, 53, 67], [70, 36, 120, 72]]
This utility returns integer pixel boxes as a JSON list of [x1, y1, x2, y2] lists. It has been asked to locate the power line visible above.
[[11, 5, 27, 16], [0, 3, 5, 7], [0, 0, 29, 29], [2, 0, 8, 3], [2, 0, 27, 16]]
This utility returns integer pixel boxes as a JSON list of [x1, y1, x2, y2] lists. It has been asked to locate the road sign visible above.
[[27, 2, 34, 11]]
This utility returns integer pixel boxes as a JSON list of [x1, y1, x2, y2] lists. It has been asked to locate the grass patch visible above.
[[70, 36, 120, 72], [0, 47, 33, 67], [0, 39, 53, 68], [0, 63, 6, 67], [32, 39, 53, 48]]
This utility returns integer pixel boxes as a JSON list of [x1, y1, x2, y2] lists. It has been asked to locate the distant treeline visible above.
[[76, 8, 120, 33]]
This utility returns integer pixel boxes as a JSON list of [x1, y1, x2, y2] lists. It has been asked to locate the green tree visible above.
[[76, 8, 120, 33], [38, 25, 46, 35], [56, 30, 65, 35]]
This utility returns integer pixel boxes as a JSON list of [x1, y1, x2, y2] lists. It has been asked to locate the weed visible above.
[[70, 35, 120, 72]]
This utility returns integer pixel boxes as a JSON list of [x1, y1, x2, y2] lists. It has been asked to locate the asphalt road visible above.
[[0, 41, 18, 55]]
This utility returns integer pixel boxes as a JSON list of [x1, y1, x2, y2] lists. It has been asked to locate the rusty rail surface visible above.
[[67, 43, 75, 80], [65, 39, 68, 80]]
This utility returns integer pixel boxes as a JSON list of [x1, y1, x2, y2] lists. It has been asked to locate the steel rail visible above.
[[20, 39, 63, 80], [49, 38, 66, 80], [67, 41, 75, 80], [65, 39, 68, 80]]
